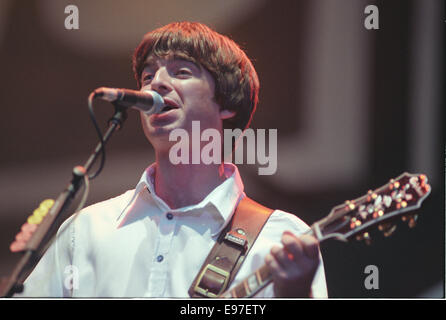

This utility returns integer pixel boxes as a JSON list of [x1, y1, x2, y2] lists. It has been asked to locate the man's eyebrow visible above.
[[141, 57, 157, 71], [142, 55, 201, 72], [171, 54, 200, 68]]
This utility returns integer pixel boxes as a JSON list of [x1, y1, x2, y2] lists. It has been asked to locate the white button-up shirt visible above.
[[17, 163, 327, 298]]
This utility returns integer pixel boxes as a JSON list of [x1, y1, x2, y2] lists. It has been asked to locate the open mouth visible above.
[[159, 98, 179, 113], [160, 105, 178, 113]]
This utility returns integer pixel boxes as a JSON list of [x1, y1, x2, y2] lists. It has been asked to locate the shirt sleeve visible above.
[[13, 214, 76, 298], [252, 210, 328, 298]]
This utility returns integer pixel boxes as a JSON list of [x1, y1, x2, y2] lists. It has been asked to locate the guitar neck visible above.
[[219, 172, 431, 298], [219, 228, 316, 298], [218, 263, 273, 298]]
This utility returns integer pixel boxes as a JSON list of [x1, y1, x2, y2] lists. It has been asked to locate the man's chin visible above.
[[145, 123, 183, 147]]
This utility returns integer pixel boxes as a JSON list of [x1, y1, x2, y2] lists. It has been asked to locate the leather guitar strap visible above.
[[188, 196, 274, 298]]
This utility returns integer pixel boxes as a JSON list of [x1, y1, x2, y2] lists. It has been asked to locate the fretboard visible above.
[[219, 264, 272, 298]]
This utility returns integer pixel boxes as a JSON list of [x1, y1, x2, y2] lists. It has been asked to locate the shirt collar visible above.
[[116, 162, 245, 235]]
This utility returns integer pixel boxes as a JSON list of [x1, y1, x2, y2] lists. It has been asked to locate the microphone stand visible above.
[[0, 104, 127, 297]]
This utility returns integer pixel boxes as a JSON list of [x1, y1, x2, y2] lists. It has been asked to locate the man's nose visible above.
[[150, 68, 172, 95]]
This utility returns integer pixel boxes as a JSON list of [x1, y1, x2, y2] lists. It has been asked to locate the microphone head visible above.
[[141, 89, 165, 115], [92, 87, 165, 115]]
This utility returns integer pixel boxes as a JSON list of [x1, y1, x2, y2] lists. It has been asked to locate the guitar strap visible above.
[[188, 196, 274, 298]]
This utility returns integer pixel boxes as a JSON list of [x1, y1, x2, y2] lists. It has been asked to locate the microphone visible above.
[[93, 87, 165, 115]]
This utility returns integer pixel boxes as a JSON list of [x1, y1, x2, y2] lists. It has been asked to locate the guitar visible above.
[[219, 172, 431, 298]]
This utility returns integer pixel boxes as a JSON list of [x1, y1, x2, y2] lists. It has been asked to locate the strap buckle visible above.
[[193, 263, 230, 298]]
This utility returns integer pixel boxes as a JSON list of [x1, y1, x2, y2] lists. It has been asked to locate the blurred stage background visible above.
[[0, 0, 444, 298]]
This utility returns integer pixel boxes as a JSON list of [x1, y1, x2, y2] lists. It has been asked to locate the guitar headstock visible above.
[[312, 173, 431, 244]]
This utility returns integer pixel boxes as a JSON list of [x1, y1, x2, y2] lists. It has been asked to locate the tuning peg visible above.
[[356, 232, 372, 245], [378, 223, 397, 237], [402, 214, 418, 228]]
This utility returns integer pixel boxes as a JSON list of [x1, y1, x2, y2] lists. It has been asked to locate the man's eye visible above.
[[176, 69, 192, 77], [142, 74, 153, 83]]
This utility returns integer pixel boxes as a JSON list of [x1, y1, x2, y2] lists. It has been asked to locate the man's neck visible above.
[[154, 154, 226, 209]]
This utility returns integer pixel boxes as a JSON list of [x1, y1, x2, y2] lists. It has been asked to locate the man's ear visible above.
[[220, 109, 236, 120]]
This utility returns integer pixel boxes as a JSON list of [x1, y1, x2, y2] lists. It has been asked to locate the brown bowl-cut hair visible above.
[[132, 21, 259, 131]]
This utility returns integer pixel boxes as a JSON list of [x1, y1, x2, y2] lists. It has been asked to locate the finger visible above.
[[298, 234, 320, 260], [282, 231, 319, 260], [281, 232, 304, 263], [270, 245, 295, 269], [265, 252, 282, 273], [265, 251, 291, 285]]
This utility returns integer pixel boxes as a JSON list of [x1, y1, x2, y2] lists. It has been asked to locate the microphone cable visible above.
[[87, 91, 106, 180]]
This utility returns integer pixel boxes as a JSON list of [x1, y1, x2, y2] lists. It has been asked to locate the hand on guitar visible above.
[[265, 231, 320, 297]]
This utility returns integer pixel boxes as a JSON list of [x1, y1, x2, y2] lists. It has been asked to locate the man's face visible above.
[[139, 54, 226, 152]]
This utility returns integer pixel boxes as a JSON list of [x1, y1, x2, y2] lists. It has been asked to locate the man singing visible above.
[[17, 21, 327, 298]]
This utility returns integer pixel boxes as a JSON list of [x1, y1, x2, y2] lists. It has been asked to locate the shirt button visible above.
[[156, 255, 164, 262], [166, 213, 173, 220]]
